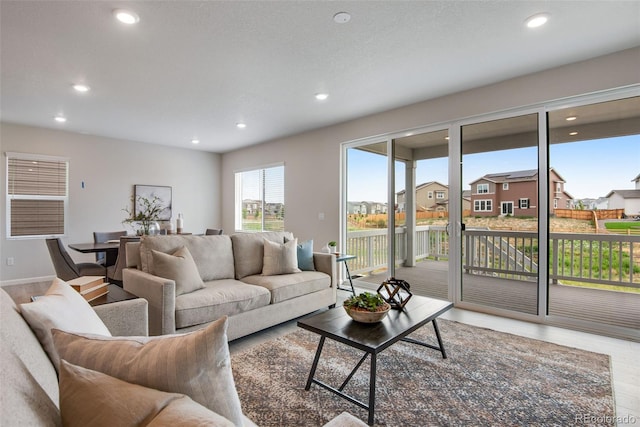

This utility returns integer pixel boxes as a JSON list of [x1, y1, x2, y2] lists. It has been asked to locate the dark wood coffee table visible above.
[[297, 295, 453, 426], [88, 284, 138, 307]]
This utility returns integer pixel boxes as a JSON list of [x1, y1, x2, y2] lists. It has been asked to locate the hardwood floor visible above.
[[229, 288, 640, 424]]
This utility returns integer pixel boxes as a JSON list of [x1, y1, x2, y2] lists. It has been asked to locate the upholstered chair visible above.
[[205, 228, 223, 235], [106, 236, 140, 286], [45, 238, 106, 281]]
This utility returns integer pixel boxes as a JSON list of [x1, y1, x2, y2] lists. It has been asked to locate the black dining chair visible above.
[[93, 230, 127, 265], [45, 238, 106, 281], [205, 228, 223, 235]]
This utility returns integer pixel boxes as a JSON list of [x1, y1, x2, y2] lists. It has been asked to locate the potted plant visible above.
[[343, 292, 391, 323], [122, 195, 163, 235], [328, 241, 337, 253]]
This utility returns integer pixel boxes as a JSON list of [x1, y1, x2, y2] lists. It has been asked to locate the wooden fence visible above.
[[555, 208, 624, 220]]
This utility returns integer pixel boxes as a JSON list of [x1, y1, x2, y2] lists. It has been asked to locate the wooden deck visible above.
[[355, 260, 640, 337]]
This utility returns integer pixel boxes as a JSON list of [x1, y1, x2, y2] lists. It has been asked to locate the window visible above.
[[503, 183, 509, 190], [477, 183, 489, 194], [427, 191, 433, 199], [6, 152, 68, 238], [556, 183, 562, 193], [473, 199, 493, 212], [519, 198, 529, 209], [436, 191, 445, 199], [553, 199, 558, 209], [235, 164, 284, 232]]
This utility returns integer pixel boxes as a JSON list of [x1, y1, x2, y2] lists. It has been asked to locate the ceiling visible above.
[[1, 1, 639, 153]]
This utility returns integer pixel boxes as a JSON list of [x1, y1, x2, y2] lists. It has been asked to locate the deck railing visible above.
[[346, 227, 640, 288]]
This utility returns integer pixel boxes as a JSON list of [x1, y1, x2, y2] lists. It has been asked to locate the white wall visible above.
[[221, 47, 640, 250], [0, 123, 221, 283]]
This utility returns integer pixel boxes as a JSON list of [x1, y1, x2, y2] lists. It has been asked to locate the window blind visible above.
[[7, 155, 68, 237], [235, 165, 284, 232]]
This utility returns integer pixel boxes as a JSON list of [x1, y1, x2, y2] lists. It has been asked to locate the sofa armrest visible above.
[[123, 268, 176, 336], [93, 298, 148, 337], [313, 252, 337, 288]]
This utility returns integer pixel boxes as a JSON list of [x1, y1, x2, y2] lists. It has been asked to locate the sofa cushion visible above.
[[297, 239, 316, 271], [241, 271, 331, 304], [151, 246, 204, 296], [175, 279, 271, 329], [59, 360, 234, 427], [140, 235, 235, 281], [0, 289, 61, 426], [262, 238, 301, 276], [52, 316, 244, 426], [231, 231, 293, 279], [19, 278, 112, 369]]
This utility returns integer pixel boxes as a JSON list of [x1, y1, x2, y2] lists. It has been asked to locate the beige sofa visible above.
[[1, 283, 367, 427], [123, 232, 338, 338]]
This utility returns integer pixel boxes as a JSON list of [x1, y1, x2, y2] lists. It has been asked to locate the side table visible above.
[[335, 254, 356, 295], [89, 284, 138, 307]]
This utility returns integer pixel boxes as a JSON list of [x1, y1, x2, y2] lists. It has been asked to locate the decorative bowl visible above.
[[344, 303, 391, 323]]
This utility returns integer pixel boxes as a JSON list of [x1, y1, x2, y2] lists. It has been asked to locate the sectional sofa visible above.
[[123, 231, 338, 338]]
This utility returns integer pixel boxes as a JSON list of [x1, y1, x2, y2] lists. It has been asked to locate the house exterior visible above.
[[397, 181, 448, 212], [347, 201, 387, 215], [397, 182, 471, 213], [469, 168, 573, 217], [605, 173, 640, 216]]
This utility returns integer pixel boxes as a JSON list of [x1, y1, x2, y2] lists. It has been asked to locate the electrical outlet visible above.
[[7, 257, 15, 266]]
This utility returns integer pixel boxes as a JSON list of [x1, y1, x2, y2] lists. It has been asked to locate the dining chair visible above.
[[45, 238, 106, 281], [205, 228, 223, 235], [107, 236, 140, 286], [93, 230, 127, 264]]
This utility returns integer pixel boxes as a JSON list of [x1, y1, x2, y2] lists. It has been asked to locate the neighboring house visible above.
[[397, 182, 471, 213], [347, 201, 387, 215], [605, 173, 640, 216], [469, 168, 573, 217], [397, 181, 448, 212]]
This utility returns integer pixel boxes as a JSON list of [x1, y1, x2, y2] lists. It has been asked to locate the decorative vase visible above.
[[344, 303, 391, 323], [321, 244, 331, 253], [148, 221, 161, 235]]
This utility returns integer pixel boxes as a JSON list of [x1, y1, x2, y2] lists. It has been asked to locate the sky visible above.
[[347, 134, 640, 202]]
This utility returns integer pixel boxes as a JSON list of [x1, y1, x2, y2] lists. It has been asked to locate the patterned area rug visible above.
[[231, 319, 614, 426]]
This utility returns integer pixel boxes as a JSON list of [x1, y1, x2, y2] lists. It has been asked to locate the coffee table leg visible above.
[[305, 336, 326, 391], [432, 319, 447, 359], [368, 352, 376, 425]]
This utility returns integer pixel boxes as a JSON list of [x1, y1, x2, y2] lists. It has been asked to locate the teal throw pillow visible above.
[[297, 239, 315, 271]]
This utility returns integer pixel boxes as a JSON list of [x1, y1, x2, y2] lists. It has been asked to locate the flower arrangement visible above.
[[122, 195, 163, 235]]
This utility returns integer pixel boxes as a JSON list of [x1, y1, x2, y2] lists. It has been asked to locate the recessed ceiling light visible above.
[[191, 139, 200, 144], [113, 9, 140, 25], [236, 123, 247, 129], [565, 116, 577, 121], [72, 84, 90, 93], [525, 13, 549, 28], [445, 136, 450, 141], [315, 93, 329, 101], [54, 116, 67, 123], [333, 12, 351, 24], [569, 131, 578, 136]]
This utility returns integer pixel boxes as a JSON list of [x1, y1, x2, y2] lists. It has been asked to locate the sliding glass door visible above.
[[459, 113, 540, 315]]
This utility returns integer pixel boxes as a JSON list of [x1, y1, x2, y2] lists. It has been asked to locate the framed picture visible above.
[[134, 185, 172, 221]]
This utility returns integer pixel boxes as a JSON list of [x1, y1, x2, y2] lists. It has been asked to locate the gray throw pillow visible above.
[[59, 360, 235, 427], [151, 246, 204, 296], [52, 316, 244, 426], [262, 238, 301, 276]]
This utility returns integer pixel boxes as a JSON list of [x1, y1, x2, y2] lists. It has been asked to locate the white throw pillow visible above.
[[262, 238, 301, 276], [19, 278, 112, 369]]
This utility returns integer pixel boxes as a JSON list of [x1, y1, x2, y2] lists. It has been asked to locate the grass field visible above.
[[604, 221, 640, 230]]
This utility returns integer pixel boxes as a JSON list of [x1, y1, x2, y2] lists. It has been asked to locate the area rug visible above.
[[231, 319, 614, 426]]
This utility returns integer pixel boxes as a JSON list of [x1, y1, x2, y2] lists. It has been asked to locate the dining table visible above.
[[68, 241, 121, 267]]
